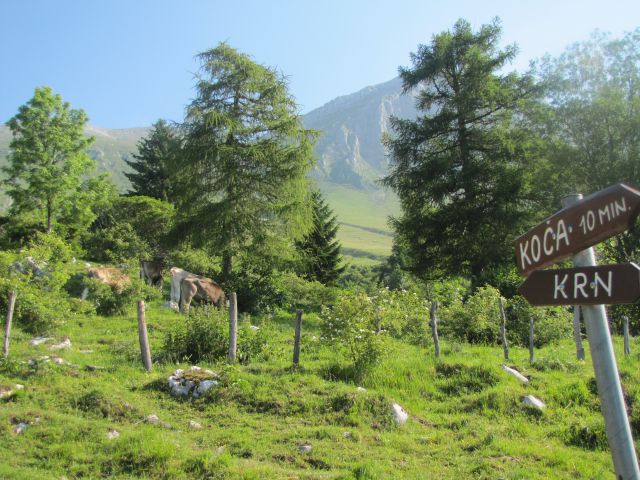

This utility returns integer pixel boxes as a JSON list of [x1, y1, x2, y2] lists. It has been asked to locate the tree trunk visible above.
[[222, 253, 233, 280], [228, 292, 237, 364], [46, 196, 53, 233], [293, 309, 303, 367]]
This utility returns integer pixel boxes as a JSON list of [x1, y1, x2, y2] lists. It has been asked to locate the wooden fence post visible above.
[[137, 300, 152, 372], [499, 297, 509, 361], [293, 309, 303, 367], [228, 292, 238, 364], [529, 317, 535, 364], [573, 306, 585, 360], [624, 316, 630, 357], [3, 291, 17, 358], [429, 301, 440, 358]]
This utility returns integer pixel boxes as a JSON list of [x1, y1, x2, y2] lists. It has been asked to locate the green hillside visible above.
[[0, 297, 629, 478]]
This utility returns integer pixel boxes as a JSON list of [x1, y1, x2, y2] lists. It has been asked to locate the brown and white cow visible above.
[[179, 276, 226, 313], [140, 260, 163, 288], [169, 267, 196, 308]]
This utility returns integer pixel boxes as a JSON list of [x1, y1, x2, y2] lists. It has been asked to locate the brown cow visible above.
[[179, 276, 226, 313], [88, 267, 130, 290]]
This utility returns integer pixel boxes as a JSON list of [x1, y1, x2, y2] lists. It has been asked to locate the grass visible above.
[[1, 293, 636, 479], [318, 182, 398, 263]]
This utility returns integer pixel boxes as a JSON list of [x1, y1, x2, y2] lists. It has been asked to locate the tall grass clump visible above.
[[162, 307, 270, 364]]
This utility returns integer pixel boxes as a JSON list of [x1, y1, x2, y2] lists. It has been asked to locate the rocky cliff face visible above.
[[303, 77, 418, 188]]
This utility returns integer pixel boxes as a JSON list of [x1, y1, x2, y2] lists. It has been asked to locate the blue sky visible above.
[[1, 0, 638, 128]]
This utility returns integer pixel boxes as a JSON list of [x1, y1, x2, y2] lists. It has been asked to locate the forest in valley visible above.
[[1, 18, 640, 479]]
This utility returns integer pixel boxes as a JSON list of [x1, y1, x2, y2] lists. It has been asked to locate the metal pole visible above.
[[624, 316, 630, 357], [562, 193, 639, 479]]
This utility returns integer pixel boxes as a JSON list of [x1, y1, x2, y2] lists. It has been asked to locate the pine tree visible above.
[[296, 190, 345, 285], [383, 18, 538, 285], [176, 43, 316, 278], [124, 119, 180, 202]]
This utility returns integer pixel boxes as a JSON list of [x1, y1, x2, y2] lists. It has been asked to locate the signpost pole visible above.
[[562, 194, 640, 479]]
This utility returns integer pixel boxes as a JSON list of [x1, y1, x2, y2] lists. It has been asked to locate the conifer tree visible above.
[[383, 19, 538, 285], [176, 43, 316, 279], [296, 190, 345, 285], [125, 119, 180, 202]]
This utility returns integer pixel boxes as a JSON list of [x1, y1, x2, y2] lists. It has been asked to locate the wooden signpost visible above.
[[514, 183, 640, 276], [518, 263, 640, 306], [515, 185, 640, 479]]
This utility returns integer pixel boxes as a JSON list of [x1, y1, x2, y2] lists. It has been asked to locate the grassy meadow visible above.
[[319, 183, 398, 265], [1, 293, 636, 479]]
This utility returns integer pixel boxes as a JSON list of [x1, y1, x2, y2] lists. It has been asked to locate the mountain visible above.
[[304, 77, 418, 188]]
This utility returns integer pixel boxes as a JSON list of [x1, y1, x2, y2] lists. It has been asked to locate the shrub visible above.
[[320, 292, 388, 380], [162, 307, 269, 364], [506, 295, 572, 347], [372, 288, 429, 344], [440, 285, 502, 344], [81, 276, 161, 316], [0, 233, 77, 333]]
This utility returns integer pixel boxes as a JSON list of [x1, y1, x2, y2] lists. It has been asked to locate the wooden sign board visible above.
[[514, 183, 640, 276], [518, 263, 640, 306]]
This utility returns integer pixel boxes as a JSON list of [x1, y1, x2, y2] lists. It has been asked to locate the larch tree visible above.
[[176, 43, 316, 279], [295, 190, 345, 285], [382, 18, 539, 286], [125, 119, 181, 202], [3, 86, 95, 234]]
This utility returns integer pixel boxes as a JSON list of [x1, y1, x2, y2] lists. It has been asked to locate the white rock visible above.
[[522, 395, 546, 410], [14, 422, 28, 434], [174, 369, 184, 377], [189, 366, 202, 371], [52, 357, 66, 365], [250, 325, 259, 330], [15, 384, 24, 390], [502, 365, 529, 383], [29, 337, 51, 346], [356, 387, 367, 392], [146, 414, 160, 425], [194, 380, 218, 398], [107, 429, 120, 440], [392, 403, 409, 425], [298, 443, 312, 453], [50, 338, 72, 350], [189, 420, 203, 430]]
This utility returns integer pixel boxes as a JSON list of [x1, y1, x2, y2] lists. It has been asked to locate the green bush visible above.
[[320, 291, 388, 380], [0, 233, 78, 333], [162, 307, 269, 364], [81, 276, 161, 316], [440, 285, 502, 344], [506, 295, 572, 347]]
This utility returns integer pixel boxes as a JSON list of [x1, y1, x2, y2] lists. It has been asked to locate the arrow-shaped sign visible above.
[[518, 263, 640, 306], [515, 183, 640, 276]]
